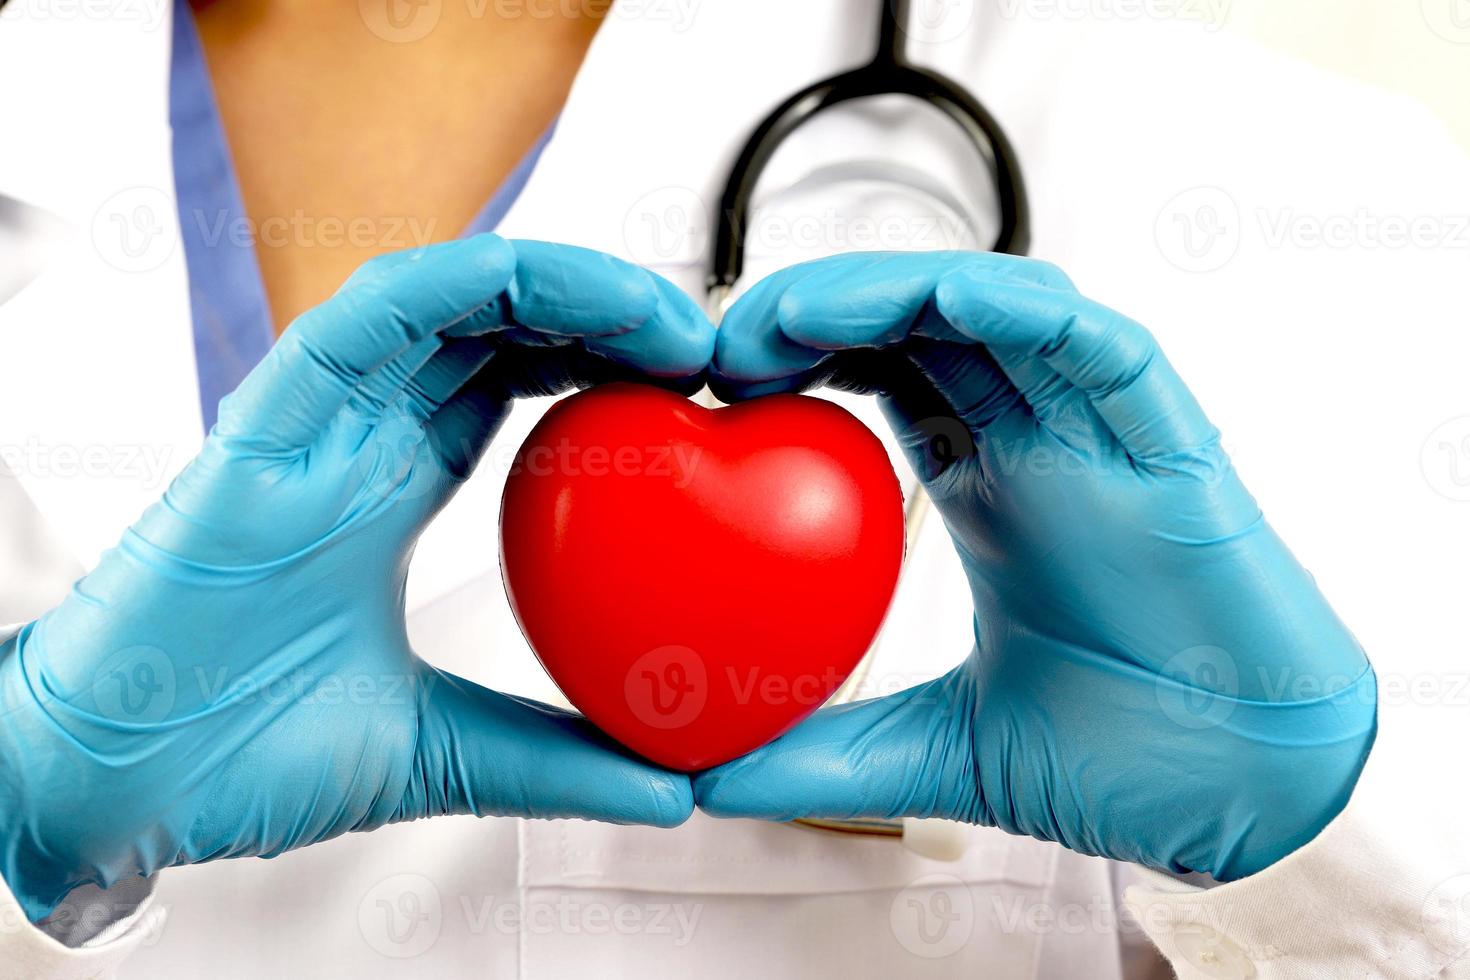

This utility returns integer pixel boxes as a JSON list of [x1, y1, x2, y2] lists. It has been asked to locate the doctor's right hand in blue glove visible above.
[[0, 235, 713, 922], [698, 251, 1377, 883]]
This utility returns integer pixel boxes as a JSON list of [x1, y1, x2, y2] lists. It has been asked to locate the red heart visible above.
[[500, 383, 905, 771]]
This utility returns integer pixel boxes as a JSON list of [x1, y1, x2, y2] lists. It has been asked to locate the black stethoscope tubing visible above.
[[707, 0, 1032, 305]]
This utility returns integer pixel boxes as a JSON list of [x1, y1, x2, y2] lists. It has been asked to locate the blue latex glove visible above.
[[0, 235, 713, 921], [697, 251, 1376, 881]]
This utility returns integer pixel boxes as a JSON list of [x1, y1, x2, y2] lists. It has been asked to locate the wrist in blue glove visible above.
[[696, 250, 1376, 882], [0, 235, 713, 922]]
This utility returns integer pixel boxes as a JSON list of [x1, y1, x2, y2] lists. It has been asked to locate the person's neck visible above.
[[191, 0, 611, 330], [190, 0, 611, 57]]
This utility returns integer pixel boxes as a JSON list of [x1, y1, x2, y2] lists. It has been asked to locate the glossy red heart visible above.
[[499, 383, 904, 771]]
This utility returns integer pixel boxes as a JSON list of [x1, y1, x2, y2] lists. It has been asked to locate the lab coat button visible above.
[[1173, 924, 1255, 979]]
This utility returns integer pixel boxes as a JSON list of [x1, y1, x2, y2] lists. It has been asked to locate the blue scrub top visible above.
[[169, 0, 555, 430]]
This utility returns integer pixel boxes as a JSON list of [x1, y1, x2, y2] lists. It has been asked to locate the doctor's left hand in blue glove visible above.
[[698, 251, 1377, 882], [0, 235, 714, 922]]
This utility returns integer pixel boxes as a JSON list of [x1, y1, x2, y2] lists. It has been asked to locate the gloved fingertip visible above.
[[774, 284, 888, 351], [507, 240, 661, 335], [931, 269, 977, 320], [689, 766, 734, 814], [691, 761, 792, 821], [606, 267, 663, 330], [643, 773, 697, 828], [655, 276, 719, 375], [713, 325, 827, 385], [934, 271, 1018, 347], [586, 275, 716, 378], [462, 232, 518, 279]]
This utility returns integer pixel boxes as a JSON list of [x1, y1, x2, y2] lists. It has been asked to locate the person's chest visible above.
[[191, 0, 604, 330]]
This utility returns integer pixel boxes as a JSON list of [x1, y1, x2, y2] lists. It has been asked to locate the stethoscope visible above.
[[701, 0, 1031, 857]]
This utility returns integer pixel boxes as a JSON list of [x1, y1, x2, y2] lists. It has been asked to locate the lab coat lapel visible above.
[[0, 0, 203, 572]]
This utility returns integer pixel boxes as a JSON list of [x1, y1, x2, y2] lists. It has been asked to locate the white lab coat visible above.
[[2, 1, 1470, 977]]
